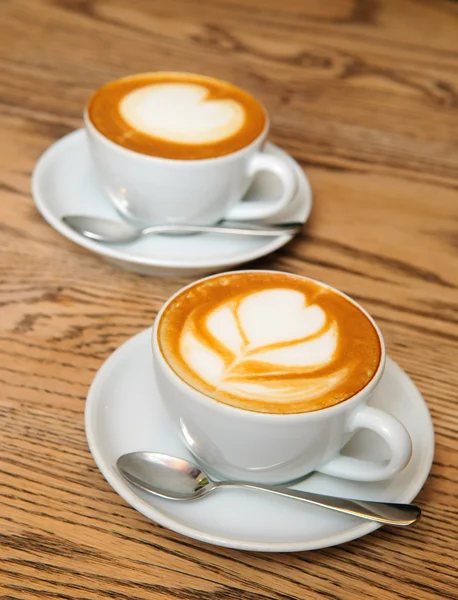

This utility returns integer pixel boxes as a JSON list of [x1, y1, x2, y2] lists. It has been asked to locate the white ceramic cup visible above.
[[84, 98, 296, 226], [152, 271, 412, 484]]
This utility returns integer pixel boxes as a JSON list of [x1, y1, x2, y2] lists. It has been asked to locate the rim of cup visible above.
[[152, 269, 387, 422]]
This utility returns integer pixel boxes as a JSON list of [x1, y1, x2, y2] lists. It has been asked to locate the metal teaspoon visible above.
[[62, 215, 302, 243], [117, 452, 421, 527]]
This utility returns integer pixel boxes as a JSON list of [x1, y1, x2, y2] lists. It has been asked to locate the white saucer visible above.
[[32, 130, 312, 277], [85, 328, 434, 552]]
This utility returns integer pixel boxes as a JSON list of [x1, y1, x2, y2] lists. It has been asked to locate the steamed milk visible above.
[[158, 272, 382, 414], [87, 73, 266, 159]]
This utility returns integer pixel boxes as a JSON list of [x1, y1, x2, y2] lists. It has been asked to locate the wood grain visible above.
[[1, 0, 457, 598]]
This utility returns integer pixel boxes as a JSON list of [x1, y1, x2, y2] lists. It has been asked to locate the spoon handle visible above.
[[141, 222, 302, 237], [220, 483, 421, 526]]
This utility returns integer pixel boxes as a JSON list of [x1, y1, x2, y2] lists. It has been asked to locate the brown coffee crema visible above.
[[87, 73, 267, 160], [158, 272, 382, 414]]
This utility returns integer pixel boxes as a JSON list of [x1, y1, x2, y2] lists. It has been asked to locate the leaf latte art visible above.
[[158, 273, 382, 414]]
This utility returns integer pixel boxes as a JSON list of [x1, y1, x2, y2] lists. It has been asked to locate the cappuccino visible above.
[[158, 272, 381, 414], [87, 72, 266, 159]]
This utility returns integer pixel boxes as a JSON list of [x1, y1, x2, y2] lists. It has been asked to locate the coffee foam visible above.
[[179, 288, 344, 403], [158, 273, 381, 414], [119, 83, 245, 144], [87, 73, 267, 159]]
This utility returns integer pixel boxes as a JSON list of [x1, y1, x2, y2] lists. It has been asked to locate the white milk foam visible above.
[[179, 288, 345, 403], [119, 83, 246, 144]]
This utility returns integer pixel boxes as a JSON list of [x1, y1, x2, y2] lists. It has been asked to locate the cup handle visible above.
[[317, 405, 412, 481], [225, 152, 297, 221]]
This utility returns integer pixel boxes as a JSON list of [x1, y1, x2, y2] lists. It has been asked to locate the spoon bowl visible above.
[[117, 452, 421, 526], [118, 452, 214, 500], [63, 216, 141, 243]]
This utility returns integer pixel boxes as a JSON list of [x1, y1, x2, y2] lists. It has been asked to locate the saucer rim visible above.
[[32, 129, 312, 270], [85, 327, 435, 552]]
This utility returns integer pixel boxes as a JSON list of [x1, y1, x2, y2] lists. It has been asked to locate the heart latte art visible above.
[[158, 273, 382, 414], [120, 83, 245, 144], [87, 73, 266, 159]]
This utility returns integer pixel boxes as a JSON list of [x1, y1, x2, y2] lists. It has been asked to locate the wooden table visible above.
[[1, 1, 457, 598]]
